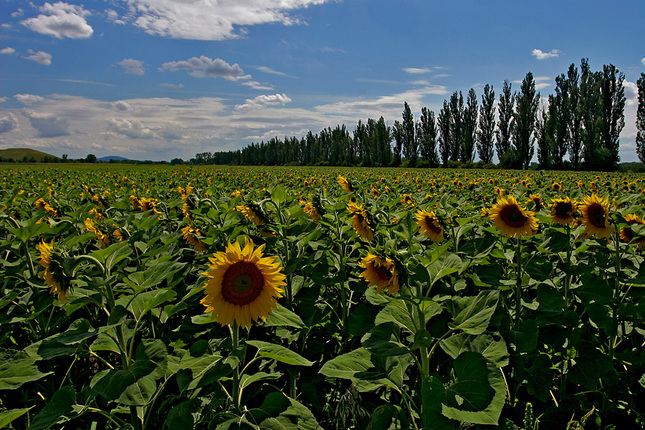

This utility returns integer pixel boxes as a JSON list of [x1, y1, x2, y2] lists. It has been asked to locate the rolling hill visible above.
[[0, 148, 59, 162]]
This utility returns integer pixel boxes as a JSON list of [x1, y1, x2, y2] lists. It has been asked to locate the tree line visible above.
[[193, 59, 637, 171]]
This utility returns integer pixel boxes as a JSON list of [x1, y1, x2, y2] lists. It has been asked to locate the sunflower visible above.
[[359, 254, 399, 295], [488, 195, 538, 237], [401, 194, 415, 207], [550, 197, 577, 226], [236, 203, 268, 226], [338, 175, 353, 192], [347, 202, 374, 242], [182, 225, 207, 253], [303, 202, 321, 222], [36, 241, 69, 302], [84, 218, 110, 249], [200, 238, 286, 328], [35, 198, 57, 217], [527, 194, 544, 211], [415, 209, 444, 243], [580, 194, 614, 239], [620, 214, 645, 248]]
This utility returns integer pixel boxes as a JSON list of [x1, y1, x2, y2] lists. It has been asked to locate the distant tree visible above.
[[579, 59, 600, 170], [637, 73, 645, 163], [461, 88, 478, 162], [400, 102, 417, 166], [417, 107, 438, 166], [496, 80, 515, 164], [170, 158, 183, 165], [597, 64, 625, 171], [449, 91, 464, 161], [374, 116, 392, 166], [62, 154, 68, 162], [513, 72, 539, 170], [86, 154, 97, 163], [536, 105, 551, 169], [477, 84, 496, 164], [438, 100, 451, 166], [566, 64, 583, 169], [548, 73, 571, 169], [392, 120, 404, 166]]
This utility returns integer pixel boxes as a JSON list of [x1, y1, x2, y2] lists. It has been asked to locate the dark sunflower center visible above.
[[554, 202, 573, 219], [373, 264, 392, 282], [588, 204, 606, 228], [222, 261, 265, 305], [500, 206, 527, 228], [424, 217, 442, 233]]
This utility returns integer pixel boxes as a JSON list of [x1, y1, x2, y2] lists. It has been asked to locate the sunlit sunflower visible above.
[[527, 194, 544, 211], [200, 238, 286, 328], [489, 195, 538, 237], [550, 197, 577, 226], [303, 202, 321, 222], [580, 194, 614, 239], [36, 241, 69, 302], [347, 201, 374, 242], [84, 218, 110, 249], [338, 175, 353, 192], [401, 194, 415, 207], [35, 198, 57, 217], [415, 209, 444, 243], [620, 214, 645, 249], [359, 254, 399, 295], [182, 225, 207, 253], [552, 182, 562, 192], [236, 203, 267, 226]]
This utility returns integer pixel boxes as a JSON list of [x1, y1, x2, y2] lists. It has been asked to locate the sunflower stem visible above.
[[515, 236, 523, 330], [230, 322, 241, 410], [564, 224, 572, 309]]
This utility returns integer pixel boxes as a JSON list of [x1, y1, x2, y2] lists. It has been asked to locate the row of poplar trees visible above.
[[205, 59, 631, 171]]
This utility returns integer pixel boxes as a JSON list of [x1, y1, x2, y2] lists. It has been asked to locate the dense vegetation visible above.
[[1, 164, 645, 429]]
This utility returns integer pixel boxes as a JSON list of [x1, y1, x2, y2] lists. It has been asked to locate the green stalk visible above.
[[515, 236, 523, 330], [564, 224, 572, 309], [230, 323, 241, 410]]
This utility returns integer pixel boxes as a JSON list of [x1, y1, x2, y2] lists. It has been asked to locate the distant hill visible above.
[[98, 155, 129, 162], [0, 148, 59, 162]]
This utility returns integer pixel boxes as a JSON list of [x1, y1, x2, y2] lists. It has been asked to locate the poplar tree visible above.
[[461, 88, 478, 163], [401, 102, 417, 166], [392, 120, 403, 166], [449, 91, 464, 161], [496, 80, 515, 165], [438, 101, 451, 166], [513, 72, 539, 170], [637, 73, 645, 163], [548, 73, 571, 169], [417, 107, 438, 166], [567, 64, 582, 169], [536, 105, 551, 168], [477, 84, 496, 164], [598, 64, 625, 171]]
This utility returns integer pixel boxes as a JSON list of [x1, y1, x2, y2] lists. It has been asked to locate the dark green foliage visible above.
[[513, 72, 539, 170], [477, 84, 496, 164], [438, 100, 452, 166], [461, 88, 478, 163], [417, 107, 439, 167], [637, 73, 645, 163], [496, 80, 514, 163]]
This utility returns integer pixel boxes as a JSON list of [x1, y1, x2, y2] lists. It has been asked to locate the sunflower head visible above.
[[580, 194, 614, 239], [401, 194, 415, 208], [337, 175, 353, 193], [527, 194, 543, 211], [415, 209, 444, 243], [36, 241, 71, 302], [236, 203, 269, 226], [488, 195, 538, 238], [550, 197, 577, 226], [182, 225, 207, 253], [200, 237, 286, 328], [347, 202, 374, 242], [620, 214, 645, 248], [359, 254, 400, 295]]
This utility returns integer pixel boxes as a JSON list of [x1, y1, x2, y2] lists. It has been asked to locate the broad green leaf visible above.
[[28, 386, 75, 430], [127, 288, 177, 320], [246, 340, 314, 366], [124, 260, 185, 293], [0, 350, 52, 390], [366, 405, 407, 430], [427, 253, 463, 286], [319, 348, 374, 380], [89, 240, 132, 273], [452, 290, 500, 335], [0, 407, 33, 429], [246, 392, 321, 430], [272, 185, 288, 204], [440, 333, 509, 368], [239, 371, 280, 391], [25, 319, 97, 360], [264, 306, 305, 328], [421, 376, 456, 430], [164, 399, 201, 429]]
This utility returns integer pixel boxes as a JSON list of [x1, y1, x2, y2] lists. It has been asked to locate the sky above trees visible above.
[[1, 0, 644, 162]]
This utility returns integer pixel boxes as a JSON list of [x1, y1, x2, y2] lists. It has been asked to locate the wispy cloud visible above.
[[24, 50, 52, 65], [21, 2, 93, 39], [256, 66, 292, 77], [1, 47, 16, 55], [531, 49, 562, 60], [117, 59, 145, 75], [403, 67, 432, 74], [235, 93, 292, 111], [161, 56, 244, 79]]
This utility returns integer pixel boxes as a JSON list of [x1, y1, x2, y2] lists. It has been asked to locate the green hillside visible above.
[[0, 148, 59, 162]]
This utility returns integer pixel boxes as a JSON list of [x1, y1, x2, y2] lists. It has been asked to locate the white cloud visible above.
[[624, 81, 638, 107], [21, 2, 93, 39], [235, 93, 292, 111], [241, 80, 275, 90], [15, 94, 46, 105], [112, 101, 134, 111], [161, 56, 244, 79], [122, 0, 329, 40], [1, 47, 16, 55], [0, 113, 19, 133], [117, 58, 145, 75], [403, 67, 432, 74], [531, 49, 562, 60], [107, 118, 155, 139], [26, 112, 70, 137], [256, 66, 290, 77], [24, 50, 52, 65], [641, 57, 645, 66], [160, 83, 184, 89]]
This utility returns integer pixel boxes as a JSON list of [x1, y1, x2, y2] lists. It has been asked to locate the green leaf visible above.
[[25, 319, 97, 360], [246, 392, 321, 429], [28, 386, 75, 430], [440, 333, 509, 368], [264, 306, 305, 328], [127, 288, 177, 320], [0, 407, 33, 429], [319, 347, 374, 380], [535, 284, 564, 313], [452, 290, 500, 335], [366, 405, 407, 430], [347, 302, 377, 336], [421, 376, 456, 430], [164, 399, 200, 430], [525, 256, 553, 281], [272, 185, 288, 205], [239, 371, 281, 392], [246, 341, 314, 366], [0, 350, 52, 390], [427, 253, 463, 286], [89, 240, 132, 273], [124, 261, 185, 293]]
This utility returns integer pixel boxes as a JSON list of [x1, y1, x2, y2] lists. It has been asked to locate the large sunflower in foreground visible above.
[[415, 209, 444, 243], [36, 241, 70, 302], [488, 195, 538, 237], [580, 194, 614, 239], [550, 197, 577, 226], [347, 201, 374, 241], [201, 238, 286, 328], [359, 254, 399, 295]]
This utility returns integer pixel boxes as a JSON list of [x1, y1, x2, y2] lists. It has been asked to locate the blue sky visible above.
[[1, 0, 644, 162]]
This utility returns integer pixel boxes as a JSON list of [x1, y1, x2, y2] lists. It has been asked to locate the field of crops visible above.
[[1, 164, 645, 429]]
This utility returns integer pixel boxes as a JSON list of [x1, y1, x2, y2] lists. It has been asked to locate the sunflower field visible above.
[[1, 164, 645, 430]]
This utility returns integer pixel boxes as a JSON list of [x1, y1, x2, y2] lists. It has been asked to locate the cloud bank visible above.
[[21, 2, 93, 39]]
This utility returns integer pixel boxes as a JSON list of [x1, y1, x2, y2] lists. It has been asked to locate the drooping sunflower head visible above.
[[619, 214, 645, 248], [527, 194, 543, 211], [303, 202, 321, 222], [401, 194, 415, 208], [580, 194, 614, 239], [415, 209, 444, 243], [182, 225, 207, 253], [84, 218, 110, 249], [347, 202, 374, 242], [488, 195, 538, 238], [36, 240, 70, 302], [236, 203, 268, 226], [550, 197, 577, 226], [358, 254, 400, 296], [35, 198, 58, 217], [337, 175, 353, 193], [200, 237, 286, 328]]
